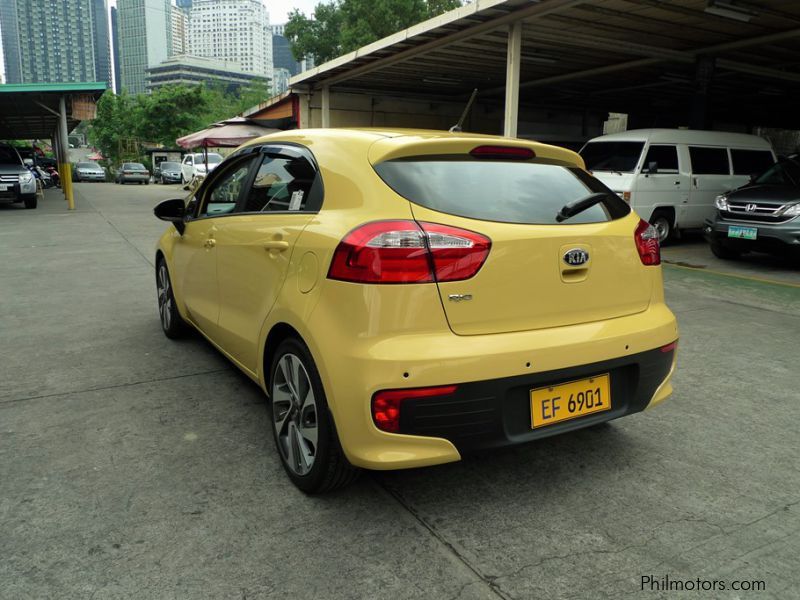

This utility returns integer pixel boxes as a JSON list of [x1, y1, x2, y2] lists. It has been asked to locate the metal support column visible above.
[[503, 21, 522, 138], [58, 96, 74, 209], [321, 85, 331, 128]]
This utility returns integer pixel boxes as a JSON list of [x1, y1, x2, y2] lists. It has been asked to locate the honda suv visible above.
[[706, 154, 800, 261]]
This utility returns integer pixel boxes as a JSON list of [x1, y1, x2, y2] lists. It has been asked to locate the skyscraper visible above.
[[110, 6, 121, 94], [189, 0, 272, 83], [170, 4, 189, 57], [0, 0, 111, 86], [117, 0, 170, 94]]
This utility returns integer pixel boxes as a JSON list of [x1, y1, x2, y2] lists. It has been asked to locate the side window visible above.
[[689, 147, 730, 175], [201, 160, 254, 217], [643, 145, 679, 173], [731, 149, 774, 176], [243, 150, 322, 213]]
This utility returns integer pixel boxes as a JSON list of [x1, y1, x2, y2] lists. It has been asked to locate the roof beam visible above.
[[297, 0, 588, 89]]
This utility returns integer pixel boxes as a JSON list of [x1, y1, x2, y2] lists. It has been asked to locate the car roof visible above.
[[238, 128, 582, 167], [586, 128, 773, 149]]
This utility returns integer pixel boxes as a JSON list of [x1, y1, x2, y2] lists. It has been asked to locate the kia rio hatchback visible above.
[[153, 129, 678, 493]]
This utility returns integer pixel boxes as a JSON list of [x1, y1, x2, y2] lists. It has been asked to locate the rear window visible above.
[[124, 163, 146, 170], [730, 149, 774, 176], [160, 162, 179, 169], [580, 141, 644, 173], [374, 158, 630, 225], [689, 147, 729, 174]]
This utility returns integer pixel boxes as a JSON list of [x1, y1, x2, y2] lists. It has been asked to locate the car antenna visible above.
[[449, 88, 479, 133]]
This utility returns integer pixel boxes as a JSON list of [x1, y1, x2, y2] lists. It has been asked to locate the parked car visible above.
[[115, 163, 150, 185], [74, 161, 106, 182], [580, 129, 776, 242], [153, 129, 678, 493], [705, 154, 800, 261], [157, 161, 182, 184], [180, 152, 222, 184], [0, 142, 37, 208]]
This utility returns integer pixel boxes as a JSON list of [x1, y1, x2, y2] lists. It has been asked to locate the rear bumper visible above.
[[309, 300, 678, 470], [400, 345, 675, 454], [705, 217, 800, 252]]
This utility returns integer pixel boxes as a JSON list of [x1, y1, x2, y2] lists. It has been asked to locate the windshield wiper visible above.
[[556, 192, 612, 223]]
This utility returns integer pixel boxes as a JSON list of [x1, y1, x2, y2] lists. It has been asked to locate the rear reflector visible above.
[[634, 218, 661, 266], [372, 385, 458, 433], [470, 145, 535, 160], [328, 220, 490, 284], [659, 340, 678, 353]]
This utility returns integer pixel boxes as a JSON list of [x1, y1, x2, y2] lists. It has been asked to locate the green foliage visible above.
[[286, 0, 463, 63], [86, 80, 272, 166]]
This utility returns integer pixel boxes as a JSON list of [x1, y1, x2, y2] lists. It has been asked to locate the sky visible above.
[[0, 1, 320, 82]]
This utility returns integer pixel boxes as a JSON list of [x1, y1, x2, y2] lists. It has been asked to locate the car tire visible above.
[[23, 195, 37, 209], [269, 337, 359, 494], [649, 210, 675, 245], [710, 240, 741, 260], [155, 259, 188, 339]]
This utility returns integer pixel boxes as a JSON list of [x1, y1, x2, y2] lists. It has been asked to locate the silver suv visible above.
[[0, 143, 37, 209]]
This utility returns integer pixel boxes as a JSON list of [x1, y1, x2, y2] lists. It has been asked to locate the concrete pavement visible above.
[[1, 183, 798, 599]]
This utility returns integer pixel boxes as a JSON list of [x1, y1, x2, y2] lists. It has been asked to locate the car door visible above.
[[688, 146, 731, 226], [170, 157, 257, 339], [182, 155, 193, 181], [214, 145, 322, 373], [635, 144, 688, 224]]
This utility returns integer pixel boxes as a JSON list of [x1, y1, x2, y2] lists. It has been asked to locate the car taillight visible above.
[[470, 145, 535, 160], [372, 385, 458, 433], [328, 220, 490, 284], [634, 218, 661, 266], [659, 340, 678, 353]]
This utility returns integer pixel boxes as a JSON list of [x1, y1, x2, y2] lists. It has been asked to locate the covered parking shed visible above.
[[268, 0, 800, 144], [0, 82, 108, 209]]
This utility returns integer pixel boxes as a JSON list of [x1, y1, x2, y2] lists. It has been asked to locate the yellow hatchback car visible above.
[[154, 129, 678, 493]]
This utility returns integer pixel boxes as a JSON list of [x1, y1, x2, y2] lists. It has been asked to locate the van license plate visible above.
[[0, 184, 9, 191], [530, 374, 611, 429], [728, 226, 757, 240]]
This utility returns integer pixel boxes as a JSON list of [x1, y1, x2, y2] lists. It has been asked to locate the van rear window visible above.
[[373, 158, 630, 225]]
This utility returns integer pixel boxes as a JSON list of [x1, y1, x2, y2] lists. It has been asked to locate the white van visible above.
[[579, 129, 775, 241]]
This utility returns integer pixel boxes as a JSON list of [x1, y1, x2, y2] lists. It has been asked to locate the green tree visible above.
[[286, 0, 463, 63]]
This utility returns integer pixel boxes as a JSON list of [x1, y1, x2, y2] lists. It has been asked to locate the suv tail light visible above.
[[372, 385, 458, 433], [328, 220, 490, 284], [634, 218, 661, 266]]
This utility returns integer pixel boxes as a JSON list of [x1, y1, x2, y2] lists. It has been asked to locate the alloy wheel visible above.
[[272, 353, 318, 476], [156, 263, 172, 331], [652, 216, 671, 243]]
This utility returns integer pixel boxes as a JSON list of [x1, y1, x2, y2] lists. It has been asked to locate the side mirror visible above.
[[23, 158, 34, 166], [645, 161, 658, 174], [154, 198, 186, 234]]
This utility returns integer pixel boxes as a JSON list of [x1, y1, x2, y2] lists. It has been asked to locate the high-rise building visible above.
[[175, 0, 193, 8], [147, 55, 260, 93], [117, 0, 170, 94], [189, 0, 272, 83], [271, 24, 314, 79], [0, 0, 111, 86], [170, 4, 189, 56], [111, 6, 121, 94]]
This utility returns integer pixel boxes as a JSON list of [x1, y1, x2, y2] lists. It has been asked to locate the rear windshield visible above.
[[374, 158, 630, 225], [193, 154, 222, 164], [580, 141, 645, 173], [160, 162, 180, 169], [77, 162, 100, 169], [123, 163, 146, 170]]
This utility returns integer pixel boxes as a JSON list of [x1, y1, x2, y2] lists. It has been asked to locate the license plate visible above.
[[530, 374, 611, 429], [0, 184, 9, 191], [728, 225, 757, 240]]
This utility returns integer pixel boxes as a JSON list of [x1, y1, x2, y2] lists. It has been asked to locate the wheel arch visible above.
[[262, 322, 305, 396], [649, 205, 676, 225]]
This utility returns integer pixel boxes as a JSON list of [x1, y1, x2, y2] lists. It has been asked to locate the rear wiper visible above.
[[556, 192, 612, 223]]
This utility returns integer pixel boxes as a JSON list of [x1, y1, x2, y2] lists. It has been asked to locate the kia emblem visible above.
[[563, 248, 589, 266]]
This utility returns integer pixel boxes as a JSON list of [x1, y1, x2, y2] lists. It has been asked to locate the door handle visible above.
[[204, 238, 216, 249], [264, 241, 289, 251], [674, 181, 681, 185]]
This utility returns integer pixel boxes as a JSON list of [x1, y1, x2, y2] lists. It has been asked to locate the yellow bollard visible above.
[[59, 163, 74, 210]]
